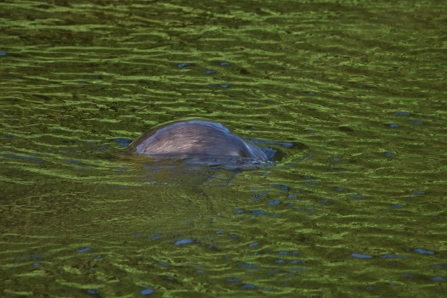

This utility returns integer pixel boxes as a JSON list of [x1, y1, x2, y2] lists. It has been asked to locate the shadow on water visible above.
[[1, 132, 312, 237], [1, 120, 311, 248]]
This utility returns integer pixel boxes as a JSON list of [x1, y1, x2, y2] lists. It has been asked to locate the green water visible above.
[[1, 0, 447, 296]]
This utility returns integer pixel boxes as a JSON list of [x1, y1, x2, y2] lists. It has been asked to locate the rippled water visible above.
[[1, 0, 447, 296]]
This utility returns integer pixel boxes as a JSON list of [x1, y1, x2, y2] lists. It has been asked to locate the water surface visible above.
[[1, 0, 447, 296]]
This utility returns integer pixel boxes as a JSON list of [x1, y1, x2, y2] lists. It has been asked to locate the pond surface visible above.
[[1, 0, 447, 296]]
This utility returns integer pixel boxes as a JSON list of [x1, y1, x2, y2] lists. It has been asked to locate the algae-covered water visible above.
[[1, 0, 447, 296]]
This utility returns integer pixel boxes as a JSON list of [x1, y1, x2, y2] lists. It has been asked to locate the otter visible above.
[[128, 120, 268, 165]]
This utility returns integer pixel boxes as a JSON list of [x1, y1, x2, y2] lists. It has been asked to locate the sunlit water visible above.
[[1, 0, 447, 297]]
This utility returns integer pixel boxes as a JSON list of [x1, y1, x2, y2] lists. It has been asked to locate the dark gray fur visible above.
[[129, 120, 267, 162]]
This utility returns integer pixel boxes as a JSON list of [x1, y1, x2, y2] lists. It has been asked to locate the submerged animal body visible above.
[[129, 120, 268, 165]]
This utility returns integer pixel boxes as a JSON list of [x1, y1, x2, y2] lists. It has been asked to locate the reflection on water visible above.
[[1, 0, 447, 296]]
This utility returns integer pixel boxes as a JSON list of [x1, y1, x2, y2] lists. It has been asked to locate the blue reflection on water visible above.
[[351, 253, 373, 259], [112, 138, 133, 147]]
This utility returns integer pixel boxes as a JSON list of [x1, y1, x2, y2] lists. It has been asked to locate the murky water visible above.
[[1, 0, 447, 296]]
